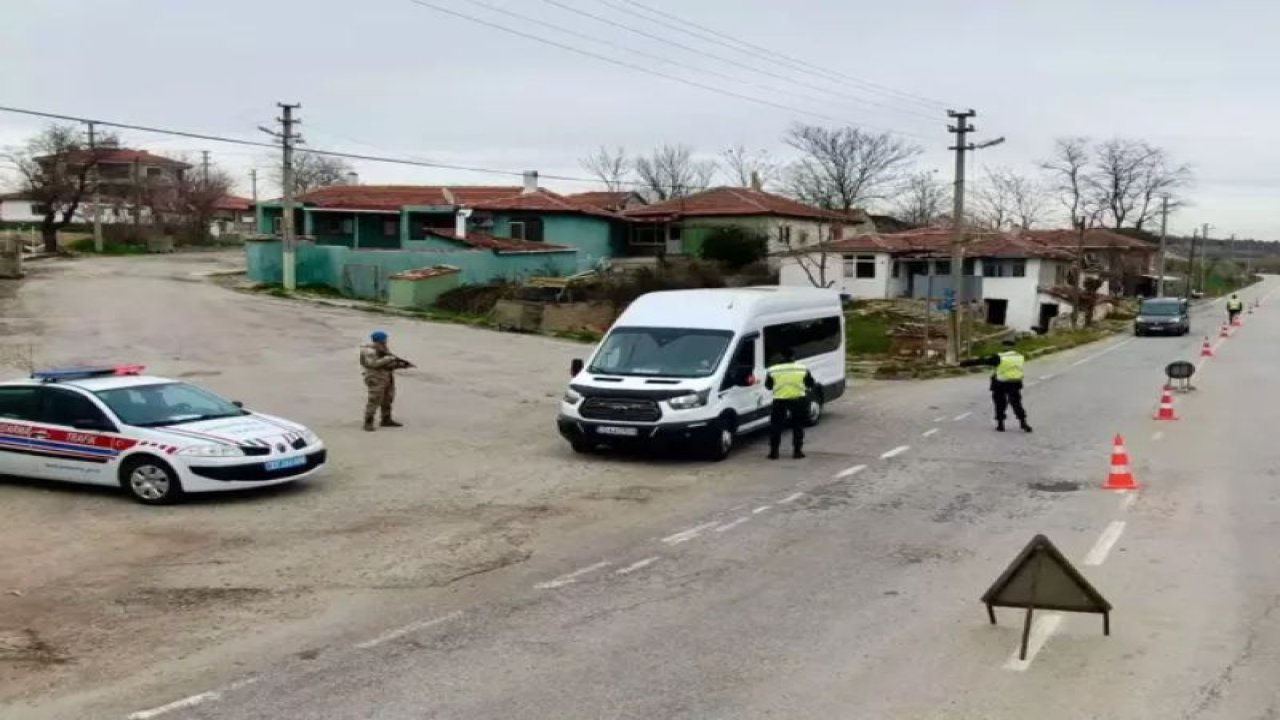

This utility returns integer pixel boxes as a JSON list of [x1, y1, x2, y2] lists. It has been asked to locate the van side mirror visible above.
[[570, 358, 584, 376], [232, 401, 244, 408]]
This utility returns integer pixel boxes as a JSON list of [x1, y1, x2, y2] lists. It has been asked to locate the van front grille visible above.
[[580, 397, 662, 422]]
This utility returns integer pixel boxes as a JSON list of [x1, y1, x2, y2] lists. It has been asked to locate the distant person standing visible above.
[[1227, 294, 1244, 324], [359, 330, 411, 432], [765, 348, 816, 459], [960, 339, 1033, 433]]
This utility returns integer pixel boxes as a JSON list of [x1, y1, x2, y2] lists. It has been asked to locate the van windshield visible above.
[[1140, 302, 1182, 316], [588, 327, 734, 378]]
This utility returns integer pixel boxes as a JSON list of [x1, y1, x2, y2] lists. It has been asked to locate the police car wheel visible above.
[[121, 457, 184, 505]]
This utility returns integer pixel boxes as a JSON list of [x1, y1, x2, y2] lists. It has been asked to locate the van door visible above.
[[719, 333, 769, 432]]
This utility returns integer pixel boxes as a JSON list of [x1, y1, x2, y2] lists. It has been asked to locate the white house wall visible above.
[[977, 258, 1044, 332], [778, 251, 892, 298]]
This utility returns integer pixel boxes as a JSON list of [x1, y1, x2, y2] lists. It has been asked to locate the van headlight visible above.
[[668, 390, 709, 410], [177, 444, 245, 458], [563, 388, 583, 405]]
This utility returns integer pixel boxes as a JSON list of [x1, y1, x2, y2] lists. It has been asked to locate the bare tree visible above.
[[1040, 137, 1098, 225], [633, 144, 715, 201], [5, 124, 117, 252], [893, 171, 950, 226], [580, 146, 630, 192], [783, 124, 921, 213], [273, 151, 353, 195], [173, 165, 234, 244], [972, 167, 1048, 230], [776, 224, 840, 288], [719, 144, 778, 189]]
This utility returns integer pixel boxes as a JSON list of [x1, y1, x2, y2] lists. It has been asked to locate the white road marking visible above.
[[953, 412, 972, 421], [1039, 374, 1055, 381], [835, 464, 867, 479], [534, 562, 612, 590], [1121, 492, 1139, 511], [779, 492, 806, 504], [752, 505, 772, 514], [1083, 521, 1127, 566], [922, 428, 940, 437], [127, 678, 258, 719], [1003, 613, 1064, 671], [615, 557, 660, 575], [1151, 431, 1164, 441], [933, 416, 946, 423], [1068, 338, 1134, 368], [715, 517, 751, 533], [354, 611, 464, 649], [881, 445, 910, 459], [661, 521, 721, 546]]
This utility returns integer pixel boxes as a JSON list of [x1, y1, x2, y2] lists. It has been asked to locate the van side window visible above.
[[764, 316, 841, 365], [721, 336, 758, 390]]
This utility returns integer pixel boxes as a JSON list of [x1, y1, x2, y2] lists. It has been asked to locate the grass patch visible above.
[[845, 311, 894, 355], [67, 237, 147, 256]]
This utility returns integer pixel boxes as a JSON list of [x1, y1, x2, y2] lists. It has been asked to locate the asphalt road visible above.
[[101, 280, 1279, 719]]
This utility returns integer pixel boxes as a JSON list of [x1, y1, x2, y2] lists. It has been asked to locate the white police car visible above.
[[0, 365, 326, 504]]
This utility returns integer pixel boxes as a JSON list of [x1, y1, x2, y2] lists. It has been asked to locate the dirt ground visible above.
[[0, 252, 775, 713]]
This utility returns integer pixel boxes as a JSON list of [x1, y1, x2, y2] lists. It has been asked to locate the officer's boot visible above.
[[1020, 419, 1033, 433], [363, 415, 376, 432], [380, 416, 403, 428], [995, 419, 1006, 432], [767, 443, 780, 460], [792, 446, 806, 460]]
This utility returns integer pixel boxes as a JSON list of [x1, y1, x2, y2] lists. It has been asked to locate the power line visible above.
[[530, 0, 939, 123], [405, 0, 930, 140], [602, 0, 952, 111], [459, 0, 928, 127]]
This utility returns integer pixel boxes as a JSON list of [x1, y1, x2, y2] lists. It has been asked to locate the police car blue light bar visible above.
[[31, 365, 146, 382]]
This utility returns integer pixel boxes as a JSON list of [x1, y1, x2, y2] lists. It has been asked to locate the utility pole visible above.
[[1229, 233, 1237, 290], [87, 121, 104, 253], [260, 103, 301, 291], [1201, 223, 1211, 294], [201, 150, 211, 184], [1185, 228, 1198, 301], [1156, 195, 1169, 297], [250, 168, 259, 234], [945, 110, 1003, 364]]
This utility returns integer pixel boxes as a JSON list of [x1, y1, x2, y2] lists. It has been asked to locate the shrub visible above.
[[434, 282, 512, 315], [698, 225, 768, 270]]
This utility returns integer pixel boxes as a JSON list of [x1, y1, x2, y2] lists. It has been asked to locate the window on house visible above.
[[781, 225, 793, 244], [798, 230, 810, 245], [963, 258, 976, 276], [510, 221, 525, 240], [935, 260, 950, 276], [30, 203, 50, 215], [507, 216, 544, 243], [340, 218, 354, 234], [631, 225, 663, 246], [99, 164, 131, 180], [272, 216, 282, 234], [855, 254, 876, 279], [145, 166, 163, 179], [891, 262, 900, 278], [1009, 259, 1026, 277], [383, 220, 398, 238], [842, 254, 855, 278], [668, 225, 682, 242]]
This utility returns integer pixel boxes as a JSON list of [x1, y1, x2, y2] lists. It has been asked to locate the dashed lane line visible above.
[[127, 678, 259, 719], [953, 412, 972, 421], [779, 492, 806, 504], [835, 464, 867, 479], [615, 557, 660, 576], [535, 562, 612, 590], [1068, 338, 1135, 368], [1121, 492, 1139, 511], [1003, 613, 1064, 672], [922, 428, 940, 437], [661, 522, 721, 546], [880, 445, 910, 459], [714, 517, 751, 533], [1083, 521, 1127, 566], [354, 611, 464, 650], [1152, 431, 1164, 441], [752, 505, 772, 514]]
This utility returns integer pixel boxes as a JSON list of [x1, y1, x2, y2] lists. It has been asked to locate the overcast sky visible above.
[[2, 0, 1276, 238]]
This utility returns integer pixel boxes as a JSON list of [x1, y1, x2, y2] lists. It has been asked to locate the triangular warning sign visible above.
[[981, 534, 1112, 660]]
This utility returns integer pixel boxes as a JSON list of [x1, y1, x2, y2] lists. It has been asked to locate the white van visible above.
[[557, 287, 847, 460]]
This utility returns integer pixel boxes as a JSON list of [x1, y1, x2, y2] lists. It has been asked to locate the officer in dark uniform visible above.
[[960, 339, 1033, 433]]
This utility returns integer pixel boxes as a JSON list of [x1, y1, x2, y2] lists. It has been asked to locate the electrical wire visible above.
[[405, 0, 930, 140], [602, 0, 953, 111], [459, 0, 930, 128], [530, 0, 939, 123]]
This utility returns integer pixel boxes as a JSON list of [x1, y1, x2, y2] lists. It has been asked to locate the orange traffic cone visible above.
[[1200, 337, 1214, 357], [1104, 434, 1139, 490], [1220, 323, 1231, 338], [1233, 315, 1243, 327], [1154, 386, 1178, 421]]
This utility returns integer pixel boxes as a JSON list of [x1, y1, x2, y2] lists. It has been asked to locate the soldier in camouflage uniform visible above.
[[360, 330, 410, 431]]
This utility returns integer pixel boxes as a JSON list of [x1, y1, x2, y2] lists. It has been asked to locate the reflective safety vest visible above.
[[995, 351, 1025, 382], [1228, 298, 1243, 311], [767, 362, 809, 400]]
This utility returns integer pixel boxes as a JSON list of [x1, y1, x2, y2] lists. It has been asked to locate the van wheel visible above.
[[804, 396, 824, 428], [120, 456, 184, 505], [570, 438, 595, 455], [705, 419, 735, 462]]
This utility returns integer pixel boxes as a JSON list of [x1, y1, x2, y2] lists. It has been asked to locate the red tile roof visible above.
[[813, 226, 1074, 260], [48, 148, 191, 168], [566, 190, 643, 211], [1022, 228, 1154, 251], [213, 195, 253, 211], [424, 229, 572, 254], [623, 187, 864, 222], [296, 185, 524, 211], [469, 189, 619, 218], [390, 265, 461, 280]]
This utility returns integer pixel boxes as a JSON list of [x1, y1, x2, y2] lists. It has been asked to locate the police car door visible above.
[[0, 385, 43, 479], [719, 333, 769, 432], [27, 386, 120, 485]]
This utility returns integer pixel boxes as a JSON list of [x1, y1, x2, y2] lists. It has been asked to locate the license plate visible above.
[[264, 456, 307, 471], [596, 426, 639, 437]]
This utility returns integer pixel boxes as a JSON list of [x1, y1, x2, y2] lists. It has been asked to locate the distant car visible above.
[[0, 365, 326, 504], [1134, 297, 1190, 336]]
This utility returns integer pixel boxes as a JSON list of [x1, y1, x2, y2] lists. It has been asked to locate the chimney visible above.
[[455, 207, 473, 239], [345, 171, 359, 186], [522, 170, 539, 195], [750, 170, 762, 191]]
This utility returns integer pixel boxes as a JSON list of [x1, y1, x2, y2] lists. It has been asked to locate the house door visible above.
[[1037, 303, 1060, 334], [665, 225, 683, 256], [984, 298, 1008, 326]]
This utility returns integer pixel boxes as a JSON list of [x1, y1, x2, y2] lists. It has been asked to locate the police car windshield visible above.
[[93, 382, 247, 427], [589, 327, 733, 378]]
